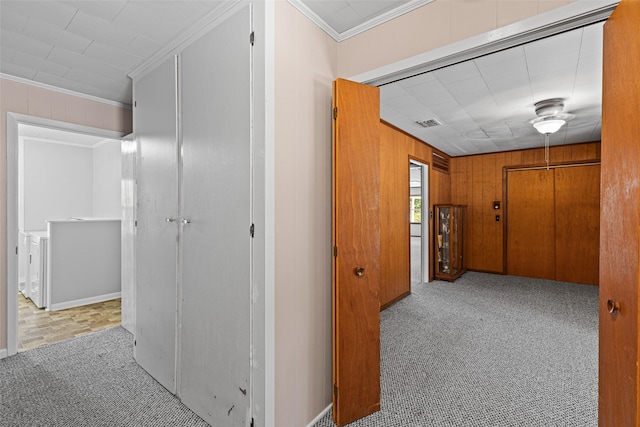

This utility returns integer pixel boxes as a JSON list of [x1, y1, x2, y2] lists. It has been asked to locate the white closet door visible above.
[[179, 5, 252, 426], [134, 57, 179, 393]]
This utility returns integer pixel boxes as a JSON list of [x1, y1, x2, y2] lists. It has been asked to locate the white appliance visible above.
[[18, 231, 31, 299], [28, 231, 49, 309]]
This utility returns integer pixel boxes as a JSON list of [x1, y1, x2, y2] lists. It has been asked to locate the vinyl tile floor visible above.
[[18, 293, 121, 352]]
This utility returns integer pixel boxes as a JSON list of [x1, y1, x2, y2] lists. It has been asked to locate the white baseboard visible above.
[[0, 348, 8, 359], [307, 403, 332, 427], [47, 292, 121, 312]]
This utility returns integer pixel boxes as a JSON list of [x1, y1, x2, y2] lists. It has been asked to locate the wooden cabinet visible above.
[[435, 205, 466, 281]]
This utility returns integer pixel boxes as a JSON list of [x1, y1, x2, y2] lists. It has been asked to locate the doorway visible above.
[[6, 113, 126, 356], [409, 160, 429, 285]]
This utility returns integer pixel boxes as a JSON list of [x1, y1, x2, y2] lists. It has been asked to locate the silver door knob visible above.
[[607, 299, 620, 314], [355, 267, 365, 277], [181, 218, 191, 225], [165, 217, 177, 223]]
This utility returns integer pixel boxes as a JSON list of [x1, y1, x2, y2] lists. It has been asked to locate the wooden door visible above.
[[555, 165, 600, 285], [599, 0, 640, 424], [179, 5, 252, 426], [332, 78, 381, 426], [506, 169, 556, 279], [134, 56, 179, 393]]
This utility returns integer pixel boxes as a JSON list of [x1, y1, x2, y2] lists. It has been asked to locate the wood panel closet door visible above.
[[179, 5, 252, 426], [600, 0, 640, 424], [506, 169, 556, 280], [134, 56, 179, 393], [555, 165, 600, 285], [332, 78, 381, 426]]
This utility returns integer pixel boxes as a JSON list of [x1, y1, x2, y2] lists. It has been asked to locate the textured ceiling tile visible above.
[[433, 61, 480, 85], [380, 83, 410, 100], [61, 0, 128, 22], [23, 18, 92, 54], [1, 29, 53, 58], [47, 46, 127, 77], [125, 35, 162, 59], [302, 1, 349, 18], [2, 1, 77, 29], [325, 6, 362, 34], [1, 61, 38, 79], [12, 51, 70, 77], [0, 7, 28, 32], [82, 42, 143, 71], [67, 11, 137, 47], [349, 1, 406, 19], [1, 46, 17, 63]]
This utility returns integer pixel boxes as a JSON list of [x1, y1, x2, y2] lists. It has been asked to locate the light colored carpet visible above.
[[315, 272, 598, 426], [0, 327, 209, 427]]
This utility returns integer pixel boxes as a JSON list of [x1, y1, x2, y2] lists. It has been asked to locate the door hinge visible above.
[[16, 246, 18, 255], [250, 418, 254, 427], [134, 101, 137, 107], [250, 223, 255, 238], [250, 31, 255, 46], [333, 246, 338, 257], [333, 107, 338, 120], [334, 383, 338, 398]]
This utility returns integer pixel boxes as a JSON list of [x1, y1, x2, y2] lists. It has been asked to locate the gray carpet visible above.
[[0, 327, 210, 427], [315, 272, 598, 427]]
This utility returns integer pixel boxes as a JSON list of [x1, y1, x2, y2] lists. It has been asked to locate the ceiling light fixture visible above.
[[531, 99, 570, 170], [532, 118, 566, 135]]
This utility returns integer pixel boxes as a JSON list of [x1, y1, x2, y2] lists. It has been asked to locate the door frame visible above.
[[336, 0, 617, 422], [409, 158, 430, 283], [5, 112, 126, 356]]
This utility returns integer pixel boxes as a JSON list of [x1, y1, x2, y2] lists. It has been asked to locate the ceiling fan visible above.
[[530, 98, 575, 135], [529, 98, 576, 169]]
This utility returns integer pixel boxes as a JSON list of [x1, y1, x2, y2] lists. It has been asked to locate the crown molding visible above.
[[0, 73, 131, 109], [287, 0, 434, 42]]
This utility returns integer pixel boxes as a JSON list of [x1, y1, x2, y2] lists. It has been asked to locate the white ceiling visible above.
[[0, 1, 605, 156], [1, 1, 228, 104], [290, 0, 430, 41], [381, 22, 604, 156]]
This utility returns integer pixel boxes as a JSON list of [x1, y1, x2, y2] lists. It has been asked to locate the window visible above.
[[409, 196, 422, 223]]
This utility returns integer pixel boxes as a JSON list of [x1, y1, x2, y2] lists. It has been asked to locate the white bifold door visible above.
[[134, 5, 253, 426]]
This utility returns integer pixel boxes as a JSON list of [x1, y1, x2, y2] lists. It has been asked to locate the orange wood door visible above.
[[379, 124, 410, 308], [599, 0, 640, 425], [554, 165, 600, 285], [506, 169, 556, 279], [332, 78, 381, 426]]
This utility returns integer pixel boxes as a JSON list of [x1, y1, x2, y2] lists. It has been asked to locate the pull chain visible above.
[[544, 133, 550, 170]]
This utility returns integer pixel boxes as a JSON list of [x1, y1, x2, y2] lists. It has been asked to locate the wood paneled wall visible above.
[[379, 121, 450, 308], [450, 142, 601, 274]]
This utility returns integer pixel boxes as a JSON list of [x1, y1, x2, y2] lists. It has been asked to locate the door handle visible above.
[[607, 299, 620, 315], [165, 217, 177, 223], [181, 218, 191, 225], [355, 267, 365, 277]]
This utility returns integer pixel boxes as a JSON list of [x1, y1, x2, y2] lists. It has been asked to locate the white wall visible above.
[[20, 137, 121, 232], [22, 140, 93, 231], [92, 139, 122, 218]]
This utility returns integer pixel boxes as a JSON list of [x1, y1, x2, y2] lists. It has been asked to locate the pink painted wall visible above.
[[337, 0, 574, 78], [274, 2, 338, 426]]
